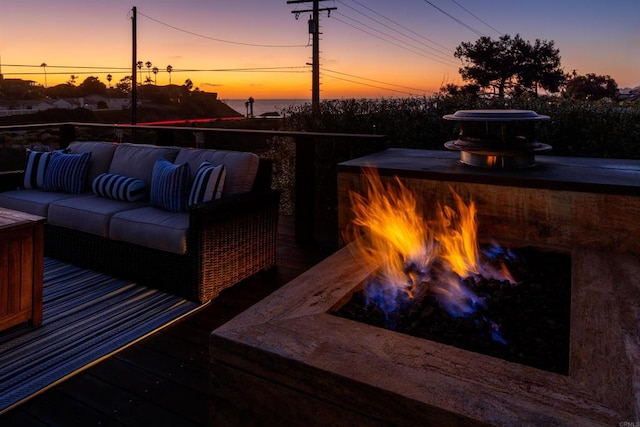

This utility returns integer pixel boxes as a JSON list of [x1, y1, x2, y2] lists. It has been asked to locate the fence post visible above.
[[295, 135, 316, 246], [59, 124, 76, 149]]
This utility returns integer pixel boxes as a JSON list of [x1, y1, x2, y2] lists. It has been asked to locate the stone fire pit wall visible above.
[[210, 149, 640, 426]]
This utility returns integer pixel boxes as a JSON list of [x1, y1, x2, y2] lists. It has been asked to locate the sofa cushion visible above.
[[150, 158, 190, 213], [43, 151, 92, 194], [0, 189, 85, 217], [109, 143, 179, 185], [93, 173, 148, 202], [109, 206, 189, 255], [48, 195, 147, 237], [175, 148, 258, 196], [23, 149, 55, 189], [67, 141, 118, 189], [188, 162, 226, 207]]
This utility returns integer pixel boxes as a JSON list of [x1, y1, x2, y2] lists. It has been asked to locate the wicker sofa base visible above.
[[44, 192, 280, 303]]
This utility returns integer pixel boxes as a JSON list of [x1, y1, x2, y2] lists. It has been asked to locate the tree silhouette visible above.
[[68, 75, 78, 86], [166, 65, 173, 85], [454, 34, 565, 98], [145, 61, 152, 82], [40, 63, 48, 88], [564, 73, 618, 101], [152, 67, 159, 85], [184, 78, 193, 91], [136, 61, 143, 86], [106, 74, 113, 88]]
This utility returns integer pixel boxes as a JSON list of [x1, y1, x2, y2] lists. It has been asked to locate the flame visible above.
[[345, 168, 515, 322]]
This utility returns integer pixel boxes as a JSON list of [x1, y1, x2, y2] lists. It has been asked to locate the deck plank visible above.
[[0, 215, 330, 426]]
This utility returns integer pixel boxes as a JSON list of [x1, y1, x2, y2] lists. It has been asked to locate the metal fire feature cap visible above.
[[443, 109, 550, 122], [443, 109, 551, 169]]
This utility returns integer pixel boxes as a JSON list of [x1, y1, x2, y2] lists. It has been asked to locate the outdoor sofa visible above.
[[0, 141, 280, 303]]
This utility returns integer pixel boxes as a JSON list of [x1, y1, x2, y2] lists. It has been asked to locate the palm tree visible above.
[[152, 67, 159, 85], [68, 75, 78, 86], [166, 65, 173, 85], [106, 74, 113, 88], [40, 63, 48, 87], [136, 61, 143, 86], [184, 78, 193, 91], [145, 61, 152, 82]]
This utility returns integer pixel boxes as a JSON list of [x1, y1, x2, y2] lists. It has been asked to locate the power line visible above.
[[449, 0, 502, 36], [339, 0, 453, 57], [331, 14, 459, 67], [421, 0, 485, 37], [137, 10, 309, 48], [321, 67, 431, 93]]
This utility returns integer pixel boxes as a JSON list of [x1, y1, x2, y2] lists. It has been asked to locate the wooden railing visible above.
[[0, 122, 386, 249]]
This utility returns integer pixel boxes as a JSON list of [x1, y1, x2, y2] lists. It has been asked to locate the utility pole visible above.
[[288, 0, 336, 115], [131, 6, 137, 125]]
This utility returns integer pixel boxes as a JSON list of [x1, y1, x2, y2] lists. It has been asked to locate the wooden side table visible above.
[[0, 208, 45, 331]]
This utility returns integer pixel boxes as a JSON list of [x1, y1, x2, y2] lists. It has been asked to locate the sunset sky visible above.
[[1, 0, 638, 99]]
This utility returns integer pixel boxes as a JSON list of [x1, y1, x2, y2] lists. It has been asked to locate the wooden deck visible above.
[[0, 215, 332, 427]]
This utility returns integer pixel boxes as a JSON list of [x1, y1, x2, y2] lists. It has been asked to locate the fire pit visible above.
[[210, 149, 640, 426], [444, 109, 551, 169]]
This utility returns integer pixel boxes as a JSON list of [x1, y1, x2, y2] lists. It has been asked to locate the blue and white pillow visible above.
[[23, 149, 54, 189], [93, 173, 148, 202], [150, 157, 190, 213], [188, 161, 226, 207], [42, 151, 92, 194]]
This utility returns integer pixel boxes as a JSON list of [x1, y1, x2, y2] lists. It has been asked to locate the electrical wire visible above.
[[137, 11, 310, 48], [449, 0, 502, 36], [420, 0, 485, 37], [338, 0, 453, 57], [321, 67, 431, 93], [331, 14, 459, 67]]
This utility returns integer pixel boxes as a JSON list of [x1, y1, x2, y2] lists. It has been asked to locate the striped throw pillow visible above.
[[188, 161, 226, 207], [42, 151, 92, 194], [92, 173, 148, 202], [23, 149, 54, 189], [150, 157, 190, 213]]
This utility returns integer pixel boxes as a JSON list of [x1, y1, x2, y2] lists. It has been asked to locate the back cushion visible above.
[[67, 141, 118, 190], [109, 143, 179, 185], [175, 148, 259, 196]]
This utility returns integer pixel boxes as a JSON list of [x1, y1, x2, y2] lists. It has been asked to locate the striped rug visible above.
[[0, 258, 203, 414]]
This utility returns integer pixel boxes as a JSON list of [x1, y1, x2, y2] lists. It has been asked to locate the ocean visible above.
[[220, 99, 310, 117]]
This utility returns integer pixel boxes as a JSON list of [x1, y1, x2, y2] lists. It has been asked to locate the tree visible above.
[[106, 74, 113, 88], [184, 78, 193, 91], [564, 72, 618, 101], [454, 34, 565, 98], [40, 63, 48, 88], [68, 75, 78, 86], [166, 65, 173, 85], [77, 76, 107, 96], [145, 61, 152, 82], [115, 76, 133, 95], [136, 61, 144, 85], [152, 67, 159, 85]]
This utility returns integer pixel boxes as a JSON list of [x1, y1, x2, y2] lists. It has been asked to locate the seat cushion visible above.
[[0, 189, 85, 217], [48, 195, 147, 237], [109, 143, 179, 185], [175, 148, 258, 196], [67, 141, 118, 189], [109, 206, 189, 255]]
